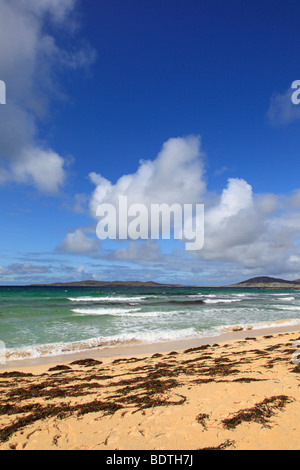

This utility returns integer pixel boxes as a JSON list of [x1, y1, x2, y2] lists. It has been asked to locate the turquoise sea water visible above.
[[0, 285, 300, 362]]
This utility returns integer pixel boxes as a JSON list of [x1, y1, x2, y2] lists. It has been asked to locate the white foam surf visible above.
[[3, 327, 199, 362], [72, 308, 180, 318], [204, 298, 242, 304], [220, 318, 300, 333], [72, 307, 141, 316], [68, 296, 148, 302]]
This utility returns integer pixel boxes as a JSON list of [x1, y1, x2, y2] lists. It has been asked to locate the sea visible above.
[[0, 285, 300, 363]]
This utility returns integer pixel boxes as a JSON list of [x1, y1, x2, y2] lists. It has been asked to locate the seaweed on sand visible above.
[[70, 358, 103, 367], [222, 395, 293, 430], [0, 399, 123, 443], [183, 345, 210, 354], [198, 440, 235, 450], [0, 371, 33, 378], [48, 365, 72, 372], [196, 413, 210, 429], [232, 377, 265, 383]]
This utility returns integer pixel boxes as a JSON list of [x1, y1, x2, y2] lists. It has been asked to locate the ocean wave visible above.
[[232, 293, 258, 298], [3, 327, 199, 362], [273, 293, 296, 296], [188, 294, 217, 298], [72, 308, 180, 318], [203, 298, 242, 304], [68, 295, 205, 308], [246, 318, 300, 330], [68, 296, 149, 303], [278, 306, 300, 311], [220, 318, 300, 333], [278, 297, 295, 301], [167, 299, 204, 306], [72, 307, 141, 316], [3, 316, 300, 363]]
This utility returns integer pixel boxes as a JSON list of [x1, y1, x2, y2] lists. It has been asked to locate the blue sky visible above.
[[0, 0, 300, 286]]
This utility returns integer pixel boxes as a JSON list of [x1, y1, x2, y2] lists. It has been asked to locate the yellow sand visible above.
[[0, 329, 300, 450]]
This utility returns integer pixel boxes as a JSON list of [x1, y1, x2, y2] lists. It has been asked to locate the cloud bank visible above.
[[0, 0, 95, 192], [62, 134, 300, 282]]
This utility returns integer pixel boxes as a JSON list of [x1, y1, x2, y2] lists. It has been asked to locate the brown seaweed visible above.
[[222, 395, 293, 430], [198, 440, 235, 450]]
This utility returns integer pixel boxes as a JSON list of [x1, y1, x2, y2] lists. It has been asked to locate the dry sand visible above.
[[0, 327, 300, 450]]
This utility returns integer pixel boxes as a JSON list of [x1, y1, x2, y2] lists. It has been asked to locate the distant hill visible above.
[[29, 276, 300, 289], [231, 276, 300, 288], [30, 280, 191, 288]]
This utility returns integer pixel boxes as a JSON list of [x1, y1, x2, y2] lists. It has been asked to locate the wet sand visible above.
[[0, 326, 300, 450]]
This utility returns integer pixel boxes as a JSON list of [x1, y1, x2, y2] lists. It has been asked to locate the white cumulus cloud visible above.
[[62, 134, 300, 282], [0, 0, 96, 193], [59, 229, 100, 253], [89, 135, 206, 215]]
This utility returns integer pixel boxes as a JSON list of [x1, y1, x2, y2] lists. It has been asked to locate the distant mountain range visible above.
[[30, 276, 300, 288], [30, 280, 189, 288]]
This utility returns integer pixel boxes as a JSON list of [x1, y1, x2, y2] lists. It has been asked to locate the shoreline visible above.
[[1, 323, 300, 372], [0, 324, 300, 450]]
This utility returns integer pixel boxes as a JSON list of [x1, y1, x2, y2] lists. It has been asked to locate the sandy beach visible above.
[[0, 327, 300, 451]]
